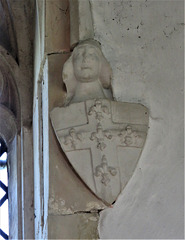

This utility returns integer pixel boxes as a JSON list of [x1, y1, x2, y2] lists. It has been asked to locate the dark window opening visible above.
[[0, 138, 8, 240]]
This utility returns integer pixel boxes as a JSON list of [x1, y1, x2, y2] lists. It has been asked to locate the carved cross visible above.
[[90, 123, 112, 151], [51, 99, 148, 203]]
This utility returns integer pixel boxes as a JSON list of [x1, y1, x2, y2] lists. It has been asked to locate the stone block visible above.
[[48, 53, 70, 111], [45, 0, 70, 53], [48, 213, 99, 239], [69, 0, 94, 47]]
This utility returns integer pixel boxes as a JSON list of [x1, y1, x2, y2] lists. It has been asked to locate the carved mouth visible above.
[[81, 66, 91, 70]]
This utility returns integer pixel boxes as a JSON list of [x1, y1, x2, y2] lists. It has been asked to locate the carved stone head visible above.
[[63, 39, 112, 105]]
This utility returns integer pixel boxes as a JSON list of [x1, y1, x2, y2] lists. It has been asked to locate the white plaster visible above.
[[90, 0, 184, 238]]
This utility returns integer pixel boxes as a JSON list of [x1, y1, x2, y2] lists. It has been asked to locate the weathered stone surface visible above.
[[0, 0, 17, 59], [0, 105, 17, 145], [51, 99, 148, 204], [62, 39, 112, 105], [49, 122, 106, 214], [69, 0, 94, 47], [0, 55, 21, 127], [48, 213, 99, 239], [50, 39, 148, 204], [34, 0, 45, 82], [48, 54, 70, 110], [48, 53, 106, 214], [45, 0, 70, 53], [9, 0, 34, 126], [0, 2, 35, 238]]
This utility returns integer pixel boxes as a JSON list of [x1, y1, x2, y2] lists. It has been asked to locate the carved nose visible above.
[[82, 54, 88, 63]]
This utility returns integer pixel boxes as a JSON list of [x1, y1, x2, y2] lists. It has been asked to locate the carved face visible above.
[[73, 44, 101, 82]]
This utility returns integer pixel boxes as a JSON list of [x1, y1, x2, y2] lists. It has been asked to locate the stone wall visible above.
[[33, 0, 184, 239], [90, 0, 184, 238], [0, 0, 35, 239]]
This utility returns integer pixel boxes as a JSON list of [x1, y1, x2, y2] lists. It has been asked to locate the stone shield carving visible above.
[[50, 99, 148, 204], [50, 39, 149, 204]]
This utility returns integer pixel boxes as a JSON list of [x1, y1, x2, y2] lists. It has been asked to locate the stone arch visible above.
[[0, 48, 21, 239], [0, 54, 20, 133], [0, 0, 18, 61], [0, 0, 35, 239]]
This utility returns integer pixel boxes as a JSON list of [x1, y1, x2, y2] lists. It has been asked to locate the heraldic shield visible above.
[[50, 99, 149, 204]]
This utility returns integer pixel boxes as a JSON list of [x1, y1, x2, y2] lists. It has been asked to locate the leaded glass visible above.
[[0, 139, 8, 240]]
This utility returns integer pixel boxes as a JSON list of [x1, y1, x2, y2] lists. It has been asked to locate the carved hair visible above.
[[62, 39, 112, 104]]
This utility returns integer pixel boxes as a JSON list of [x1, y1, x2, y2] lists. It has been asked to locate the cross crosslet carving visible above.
[[58, 100, 124, 153], [51, 99, 148, 203], [90, 123, 112, 151], [58, 100, 145, 153]]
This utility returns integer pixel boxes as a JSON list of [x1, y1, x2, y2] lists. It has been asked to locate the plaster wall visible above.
[[90, 0, 184, 238]]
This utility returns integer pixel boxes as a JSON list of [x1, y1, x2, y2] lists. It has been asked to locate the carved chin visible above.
[[76, 73, 98, 82], [79, 77, 96, 82]]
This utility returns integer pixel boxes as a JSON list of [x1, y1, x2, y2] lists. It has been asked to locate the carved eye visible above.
[[73, 50, 84, 59], [89, 53, 99, 60], [74, 53, 81, 59]]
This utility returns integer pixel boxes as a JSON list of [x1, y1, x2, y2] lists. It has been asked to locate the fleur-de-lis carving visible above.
[[63, 128, 82, 149], [95, 155, 117, 186], [90, 123, 112, 151], [119, 125, 143, 146], [88, 99, 109, 121]]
